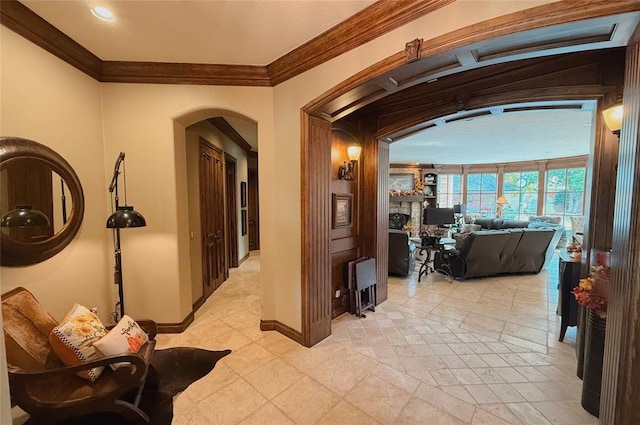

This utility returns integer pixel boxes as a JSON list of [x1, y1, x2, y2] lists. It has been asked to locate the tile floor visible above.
[[159, 250, 594, 425], [13, 250, 595, 425]]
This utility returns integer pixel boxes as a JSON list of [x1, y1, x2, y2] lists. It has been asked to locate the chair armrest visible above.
[[136, 320, 157, 340], [8, 351, 148, 387]]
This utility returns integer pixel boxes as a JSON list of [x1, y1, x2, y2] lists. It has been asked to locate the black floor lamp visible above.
[[107, 152, 146, 321]]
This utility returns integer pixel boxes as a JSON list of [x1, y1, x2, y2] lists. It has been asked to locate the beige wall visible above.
[[0, 0, 557, 328], [99, 86, 272, 323], [186, 121, 251, 305], [0, 27, 112, 321], [1, 0, 560, 411]]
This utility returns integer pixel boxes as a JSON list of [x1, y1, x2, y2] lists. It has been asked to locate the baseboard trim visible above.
[[238, 252, 250, 266], [260, 319, 304, 345], [156, 311, 195, 334]]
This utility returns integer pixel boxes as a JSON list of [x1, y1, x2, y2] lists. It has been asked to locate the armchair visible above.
[[2, 287, 157, 425]]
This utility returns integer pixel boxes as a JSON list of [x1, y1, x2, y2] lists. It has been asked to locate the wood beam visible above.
[[207, 117, 254, 152]]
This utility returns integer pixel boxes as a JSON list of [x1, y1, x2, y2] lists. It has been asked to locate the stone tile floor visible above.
[[13, 250, 595, 424], [163, 251, 594, 425]]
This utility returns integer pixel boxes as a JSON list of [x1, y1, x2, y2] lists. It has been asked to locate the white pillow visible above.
[[94, 315, 149, 369]]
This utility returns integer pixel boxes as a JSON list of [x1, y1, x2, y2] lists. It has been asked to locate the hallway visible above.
[[153, 251, 595, 425]]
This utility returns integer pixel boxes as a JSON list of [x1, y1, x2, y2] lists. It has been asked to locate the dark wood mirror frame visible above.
[[0, 137, 84, 266]]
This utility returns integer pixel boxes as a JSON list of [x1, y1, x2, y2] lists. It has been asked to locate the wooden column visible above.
[[302, 115, 332, 346], [600, 23, 640, 425], [372, 140, 389, 304]]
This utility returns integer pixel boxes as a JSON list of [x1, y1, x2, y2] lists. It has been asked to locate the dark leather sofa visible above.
[[388, 229, 416, 277], [435, 218, 564, 279]]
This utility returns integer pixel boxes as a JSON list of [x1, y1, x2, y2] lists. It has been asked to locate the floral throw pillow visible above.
[[93, 315, 149, 370], [49, 304, 107, 382]]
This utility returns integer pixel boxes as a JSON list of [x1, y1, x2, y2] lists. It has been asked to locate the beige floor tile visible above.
[[441, 385, 476, 404], [345, 375, 412, 425], [223, 342, 277, 376], [118, 252, 598, 425], [394, 397, 466, 425], [272, 376, 340, 425], [414, 383, 476, 423], [471, 407, 518, 425], [315, 400, 382, 425], [182, 362, 241, 403], [305, 357, 370, 396], [198, 379, 267, 425], [243, 358, 304, 399], [372, 362, 421, 393], [506, 402, 554, 425], [237, 403, 296, 425]]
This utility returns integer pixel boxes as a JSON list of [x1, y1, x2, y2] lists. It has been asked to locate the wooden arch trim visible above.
[[300, 0, 635, 348]]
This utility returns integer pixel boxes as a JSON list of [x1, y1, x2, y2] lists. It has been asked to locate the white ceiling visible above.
[[21, 0, 376, 65], [17, 2, 612, 159], [389, 102, 596, 165]]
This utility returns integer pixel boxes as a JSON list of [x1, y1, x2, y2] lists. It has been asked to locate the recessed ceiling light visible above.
[[91, 6, 115, 22]]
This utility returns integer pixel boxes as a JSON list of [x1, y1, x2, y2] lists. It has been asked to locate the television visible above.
[[453, 204, 466, 214], [423, 207, 455, 226]]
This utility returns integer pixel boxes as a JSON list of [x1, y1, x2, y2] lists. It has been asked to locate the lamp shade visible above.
[[347, 145, 362, 161], [106, 205, 146, 228], [496, 196, 509, 205], [602, 103, 623, 134], [0, 205, 51, 228]]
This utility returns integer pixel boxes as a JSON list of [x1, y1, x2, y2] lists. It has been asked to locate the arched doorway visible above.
[[299, 14, 640, 424], [173, 109, 258, 318]]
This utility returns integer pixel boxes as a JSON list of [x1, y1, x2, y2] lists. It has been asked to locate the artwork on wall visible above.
[[241, 210, 247, 236], [332, 193, 353, 228], [240, 181, 247, 208], [389, 174, 414, 191]]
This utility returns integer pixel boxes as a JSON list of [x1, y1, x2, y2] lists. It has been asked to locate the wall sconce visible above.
[[496, 196, 509, 218], [338, 145, 361, 180], [602, 102, 623, 137]]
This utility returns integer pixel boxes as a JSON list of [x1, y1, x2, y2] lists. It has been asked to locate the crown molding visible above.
[[1, 0, 452, 87], [101, 61, 271, 86], [0, 0, 102, 80], [266, 0, 454, 86]]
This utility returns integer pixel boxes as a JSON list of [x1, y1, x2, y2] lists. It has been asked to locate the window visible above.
[[437, 174, 462, 208], [545, 167, 586, 229], [502, 171, 539, 220], [466, 173, 497, 216]]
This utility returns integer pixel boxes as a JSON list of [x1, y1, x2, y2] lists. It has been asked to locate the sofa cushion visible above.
[[461, 224, 481, 233], [500, 220, 529, 229], [472, 218, 493, 229], [49, 304, 108, 382]]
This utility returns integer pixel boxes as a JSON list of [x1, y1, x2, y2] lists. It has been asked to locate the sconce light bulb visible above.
[[347, 145, 361, 162]]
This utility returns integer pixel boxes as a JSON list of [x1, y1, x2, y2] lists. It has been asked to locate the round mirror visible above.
[[0, 137, 84, 266]]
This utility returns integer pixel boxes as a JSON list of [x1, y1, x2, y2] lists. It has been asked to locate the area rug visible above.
[[44, 347, 231, 425]]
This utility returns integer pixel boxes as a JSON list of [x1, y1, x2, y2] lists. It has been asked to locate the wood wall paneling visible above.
[[330, 128, 361, 319], [331, 248, 358, 318], [601, 23, 640, 425], [302, 116, 332, 346]]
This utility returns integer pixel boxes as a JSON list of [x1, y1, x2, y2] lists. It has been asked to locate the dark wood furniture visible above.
[[2, 287, 157, 425], [558, 250, 581, 342]]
